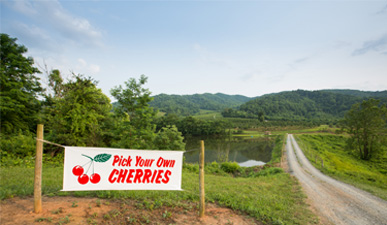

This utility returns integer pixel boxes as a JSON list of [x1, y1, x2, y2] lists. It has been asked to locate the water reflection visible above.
[[184, 136, 274, 167]]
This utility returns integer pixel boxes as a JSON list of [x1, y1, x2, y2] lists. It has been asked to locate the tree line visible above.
[[0, 33, 185, 159]]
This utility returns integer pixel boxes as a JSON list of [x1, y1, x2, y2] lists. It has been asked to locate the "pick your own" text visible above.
[[108, 155, 176, 184]]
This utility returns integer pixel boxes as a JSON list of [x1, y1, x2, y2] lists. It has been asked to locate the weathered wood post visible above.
[[199, 140, 205, 217], [34, 124, 44, 213]]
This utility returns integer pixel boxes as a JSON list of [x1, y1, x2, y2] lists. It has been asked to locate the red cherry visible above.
[[72, 165, 84, 176], [90, 173, 101, 184], [78, 174, 89, 185]]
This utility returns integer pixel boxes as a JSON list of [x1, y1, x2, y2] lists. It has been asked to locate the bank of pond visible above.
[[184, 135, 282, 167]]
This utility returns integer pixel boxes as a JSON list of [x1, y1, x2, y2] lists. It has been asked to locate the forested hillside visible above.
[[321, 89, 387, 98], [150, 93, 251, 116], [149, 90, 387, 122], [237, 90, 387, 122]]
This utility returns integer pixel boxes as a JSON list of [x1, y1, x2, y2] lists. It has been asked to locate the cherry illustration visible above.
[[90, 173, 101, 184], [78, 174, 89, 185], [72, 165, 84, 176], [73, 153, 111, 185]]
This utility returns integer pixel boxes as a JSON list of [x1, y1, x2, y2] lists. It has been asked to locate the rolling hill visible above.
[[149, 89, 387, 122], [239, 89, 387, 121], [150, 93, 251, 116]]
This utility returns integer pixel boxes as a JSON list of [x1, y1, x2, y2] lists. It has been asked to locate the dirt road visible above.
[[286, 134, 387, 225]]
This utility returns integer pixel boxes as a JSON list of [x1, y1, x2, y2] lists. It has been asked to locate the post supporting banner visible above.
[[199, 140, 205, 217], [34, 124, 43, 213]]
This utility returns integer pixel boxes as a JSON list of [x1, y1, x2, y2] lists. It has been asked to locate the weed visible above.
[[96, 199, 101, 207], [57, 215, 71, 225], [126, 216, 137, 224], [103, 213, 111, 220], [51, 207, 64, 214], [226, 219, 234, 225], [162, 210, 172, 219], [71, 201, 78, 208], [35, 217, 52, 222], [141, 215, 151, 223], [87, 218, 98, 225], [109, 209, 121, 218]]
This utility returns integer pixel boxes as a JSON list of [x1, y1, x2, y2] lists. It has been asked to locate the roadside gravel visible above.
[[286, 134, 387, 225]]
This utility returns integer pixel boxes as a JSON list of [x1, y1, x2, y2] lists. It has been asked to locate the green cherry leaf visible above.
[[94, 153, 112, 163]]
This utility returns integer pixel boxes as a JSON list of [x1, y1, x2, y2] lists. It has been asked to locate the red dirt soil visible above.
[[0, 196, 260, 225]]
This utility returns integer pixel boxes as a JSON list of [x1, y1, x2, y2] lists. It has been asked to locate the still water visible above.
[[184, 136, 275, 167]]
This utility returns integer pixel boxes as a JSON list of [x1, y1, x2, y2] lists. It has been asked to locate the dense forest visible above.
[[149, 93, 251, 116], [237, 90, 387, 122], [150, 89, 387, 123]]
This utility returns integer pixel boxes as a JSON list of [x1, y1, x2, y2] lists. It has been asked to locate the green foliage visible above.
[[156, 116, 230, 136], [0, 132, 35, 156], [110, 75, 157, 149], [268, 135, 286, 164], [341, 99, 387, 160], [149, 94, 200, 116], [0, 33, 43, 134], [239, 90, 387, 123], [150, 93, 251, 116], [220, 161, 240, 173], [44, 72, 112, 149], [154, 125, 186, 150]]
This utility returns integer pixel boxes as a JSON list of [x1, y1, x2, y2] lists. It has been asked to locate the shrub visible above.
[[0, 133, 35, 157], [220, 161, 240, 173]]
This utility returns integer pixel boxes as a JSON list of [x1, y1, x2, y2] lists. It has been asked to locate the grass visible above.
[[295, 134, 387, 200], [193, 109, 223, 120], [0, 165, 317, 224]]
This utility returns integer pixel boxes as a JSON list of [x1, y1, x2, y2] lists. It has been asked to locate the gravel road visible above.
[[286, 134, 387, 225]]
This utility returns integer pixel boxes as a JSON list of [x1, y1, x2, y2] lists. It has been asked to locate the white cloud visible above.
[[8, 0, 104, 48], [89, 64, 100, 73], [352, 33, 387, 56], [77, 58, 87, 67], [11, 0, 38, 16], [9, 21, 59, 52], [76, 58, 101, 74]]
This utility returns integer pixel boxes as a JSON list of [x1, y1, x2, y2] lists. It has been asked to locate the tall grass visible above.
[[295, 134, 387, 200]]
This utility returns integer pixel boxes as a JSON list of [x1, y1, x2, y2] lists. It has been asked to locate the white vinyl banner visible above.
[[63, 147, 183, 191]]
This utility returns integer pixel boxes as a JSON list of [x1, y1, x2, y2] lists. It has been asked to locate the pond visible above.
[[184, 136, 275, 167]]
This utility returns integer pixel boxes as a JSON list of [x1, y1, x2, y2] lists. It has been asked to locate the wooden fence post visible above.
[[199, 140, 205, 218], [34, 124, 44, 213]]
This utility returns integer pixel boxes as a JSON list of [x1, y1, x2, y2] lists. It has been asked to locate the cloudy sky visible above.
[[1, 0, 387, 99]]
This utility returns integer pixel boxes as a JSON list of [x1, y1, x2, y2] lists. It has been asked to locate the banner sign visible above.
[[63, 147, 183, 191]]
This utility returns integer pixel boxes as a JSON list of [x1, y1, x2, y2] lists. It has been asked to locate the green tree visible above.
[[110, 75, 157, 149], [342, 99, 387, 160], [44, 72, 111, 149], [154, 125, 185, 150], [0, 33, 43, 134]]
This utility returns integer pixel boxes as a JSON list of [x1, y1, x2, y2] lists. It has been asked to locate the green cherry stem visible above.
[[85, 160, 93, 175], [82, 160, 92, 168], [82, 154, 93, 161]]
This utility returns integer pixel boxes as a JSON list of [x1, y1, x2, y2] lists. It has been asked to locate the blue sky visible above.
[[1, 0, 387, 99]]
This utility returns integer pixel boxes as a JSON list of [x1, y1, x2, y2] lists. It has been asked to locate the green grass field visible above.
[[0, 166, 317, 224], [192, 109, 223, 120], [295, 134, 387, 200], [0, 135, 318, 224]]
